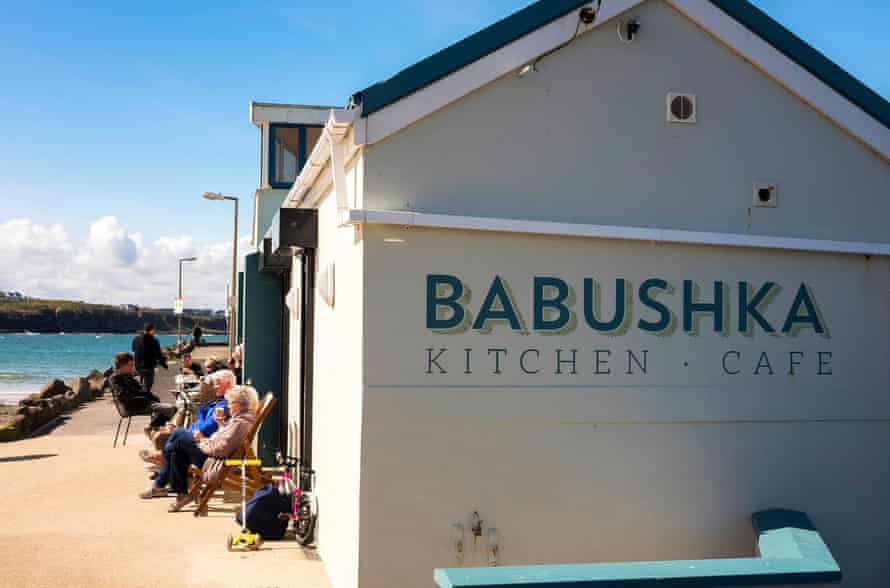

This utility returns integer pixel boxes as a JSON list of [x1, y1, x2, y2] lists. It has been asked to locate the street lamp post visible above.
[[202, 192, 239, 356], [177, 256, 198, 376]]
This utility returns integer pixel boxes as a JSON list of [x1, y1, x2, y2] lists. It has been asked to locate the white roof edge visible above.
[[286, 108, 359, 206], [361, 0, 622, 146], [359, 0, 888, 160], [667, 0, 889, 161], [249, 101, 339, 127], [346, 208, 890, 257]]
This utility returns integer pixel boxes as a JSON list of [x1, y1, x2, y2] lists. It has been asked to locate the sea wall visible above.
[[0, 371, 111, 442]]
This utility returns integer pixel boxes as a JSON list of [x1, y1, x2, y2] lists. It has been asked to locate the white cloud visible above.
[[87, 215, 141, 266], [0, 216, 248, 309]]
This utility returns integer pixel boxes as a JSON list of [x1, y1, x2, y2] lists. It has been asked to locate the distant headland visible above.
[[0, 297, 226, 334]]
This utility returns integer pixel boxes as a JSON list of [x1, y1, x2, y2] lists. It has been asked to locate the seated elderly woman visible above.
[[141, 385, 257, 512]]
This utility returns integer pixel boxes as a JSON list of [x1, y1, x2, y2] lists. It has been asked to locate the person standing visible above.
[[191, 324, 203, 347], [132, 322, 167, 395]]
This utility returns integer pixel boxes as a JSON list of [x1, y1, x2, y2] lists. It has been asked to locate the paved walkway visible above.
[[0, 347, 331, 588]]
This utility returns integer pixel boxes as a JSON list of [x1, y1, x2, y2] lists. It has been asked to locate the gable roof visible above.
[[709, 0, 889, 129], [352, 0, 889, 130], [353, 0, 590, 116]]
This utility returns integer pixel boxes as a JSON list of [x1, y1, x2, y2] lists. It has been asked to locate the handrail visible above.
[[434, 509, 841, 587]]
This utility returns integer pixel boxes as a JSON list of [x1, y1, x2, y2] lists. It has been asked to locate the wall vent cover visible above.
[[667, 93, 696, 123]]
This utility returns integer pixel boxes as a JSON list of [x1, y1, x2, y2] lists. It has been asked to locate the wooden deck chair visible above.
[[187, 392, 276, 517]]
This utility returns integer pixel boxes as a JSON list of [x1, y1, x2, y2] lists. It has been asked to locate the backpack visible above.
[[235, 484, 291, 540]]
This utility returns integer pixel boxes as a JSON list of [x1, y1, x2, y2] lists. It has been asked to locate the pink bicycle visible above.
[[276, 453, 317, 546]]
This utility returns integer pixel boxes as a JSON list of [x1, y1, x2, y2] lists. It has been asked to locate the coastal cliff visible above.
[[0, 298, 225, 333]]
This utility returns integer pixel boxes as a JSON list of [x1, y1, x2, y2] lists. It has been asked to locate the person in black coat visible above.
[[132, 322, 167, 395], [110, 352, 175, 427], [191, 324, 203, 347]]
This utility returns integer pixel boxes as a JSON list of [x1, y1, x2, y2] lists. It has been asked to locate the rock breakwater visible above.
[[0, 370, 111, 442]]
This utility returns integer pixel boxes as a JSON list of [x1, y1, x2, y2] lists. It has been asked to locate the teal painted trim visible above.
[[708, 0, 889, 129], [255, 188, 289, 244], [241, 252, 283, 464], [298, 126, 308, 173], [433, 509, 841, 588], [236, 271, 245, 344], [355, 0, 889, 129], [268, 124, 323, 190], [356, 0, 591, 116]]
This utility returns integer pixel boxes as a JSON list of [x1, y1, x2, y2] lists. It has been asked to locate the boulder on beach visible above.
[[62, 389, 79, 411], [41, 396, 63, 420], [0, 415, 29, 442], [20, 405, 46, 429], [72, 377, 93, 403], [87, 372, 105, 396], [19, 392, 43, 407], [39, 379, 68, 400]]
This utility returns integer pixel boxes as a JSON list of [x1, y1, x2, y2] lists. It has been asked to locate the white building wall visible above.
[[286, 256, 302, 458], [358, 224, 889, 587], [309, 183, 365, 588], [363, 0, 890, 243]]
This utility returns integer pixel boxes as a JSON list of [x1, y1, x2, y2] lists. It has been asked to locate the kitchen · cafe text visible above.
[[422, 274, 833, 378]]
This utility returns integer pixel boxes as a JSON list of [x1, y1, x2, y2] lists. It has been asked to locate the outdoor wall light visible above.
[[517, 63, 536, 78], [487, 527, 499, 566], [617, 18, 641, 43], [579, 2, 601, 25], [451, 523, 465, 563]]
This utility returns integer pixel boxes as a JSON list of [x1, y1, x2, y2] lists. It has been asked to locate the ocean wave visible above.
[[0, 372, 34, 382]]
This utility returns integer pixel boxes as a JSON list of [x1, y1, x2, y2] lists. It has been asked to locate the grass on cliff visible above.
[[0, 297, 217, 322], [0, 297, 118, 314]]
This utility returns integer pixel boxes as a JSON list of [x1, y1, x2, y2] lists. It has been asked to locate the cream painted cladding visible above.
[[362, 0, 889, 243], [310, 187, 365, 588], [359, 225, 889, 588], [286, 255, 302, 458]]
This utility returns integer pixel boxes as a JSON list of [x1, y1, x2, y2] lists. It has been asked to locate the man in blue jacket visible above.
[[140, 370, 236, 499]]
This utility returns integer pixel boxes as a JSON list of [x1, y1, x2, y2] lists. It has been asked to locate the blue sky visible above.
[[0, 0, 887, 306]]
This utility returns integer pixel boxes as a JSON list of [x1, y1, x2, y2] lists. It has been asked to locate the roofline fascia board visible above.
[[357, 0, 597, 116], [704, 0, 889, 130], [345, 208, 890, 257], [360, 0, 641, 146], [668, 0, 890, 161], [249, 101, 337, 127], [286, 108, 358, 208]]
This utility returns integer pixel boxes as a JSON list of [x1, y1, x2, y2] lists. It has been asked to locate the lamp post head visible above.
[[202, 191, 237, 201], [180, 256, 198, 263]]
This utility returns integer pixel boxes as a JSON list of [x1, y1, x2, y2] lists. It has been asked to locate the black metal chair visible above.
[[111, 392, 151, 447]]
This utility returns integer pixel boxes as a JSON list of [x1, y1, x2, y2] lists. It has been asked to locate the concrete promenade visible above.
[[0, 345, 331, 588]]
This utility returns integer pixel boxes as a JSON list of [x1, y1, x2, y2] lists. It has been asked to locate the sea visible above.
[[0, 332, 226, 404]]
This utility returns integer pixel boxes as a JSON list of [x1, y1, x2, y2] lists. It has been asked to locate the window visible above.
[[268, 124, 324, 188]]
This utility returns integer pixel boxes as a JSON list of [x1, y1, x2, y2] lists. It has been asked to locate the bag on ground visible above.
[[235, 483, 291, 539]]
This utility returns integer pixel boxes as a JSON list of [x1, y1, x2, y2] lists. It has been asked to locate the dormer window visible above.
[[269, 124, 323, 188]]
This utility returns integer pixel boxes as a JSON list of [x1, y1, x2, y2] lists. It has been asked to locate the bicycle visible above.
[[275, 452, 318, 546]]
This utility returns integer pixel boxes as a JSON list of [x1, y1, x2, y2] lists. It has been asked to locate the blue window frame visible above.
[[268, 124, 323, 189]]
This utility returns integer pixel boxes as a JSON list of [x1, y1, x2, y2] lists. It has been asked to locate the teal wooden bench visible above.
[[434, 509, 841, 587]]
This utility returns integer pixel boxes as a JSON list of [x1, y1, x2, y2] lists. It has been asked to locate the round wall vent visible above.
[[667, 93, 697, 123]]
